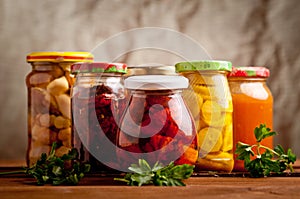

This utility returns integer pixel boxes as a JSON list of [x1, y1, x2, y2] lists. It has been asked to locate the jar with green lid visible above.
[[71, 62, 127, 172], [26, 52, 93, 166], [175, 60, 233, 172]]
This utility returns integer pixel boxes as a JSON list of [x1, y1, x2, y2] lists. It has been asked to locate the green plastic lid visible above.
[[71, 62, 127, 74], [175, 60, 232, 72]]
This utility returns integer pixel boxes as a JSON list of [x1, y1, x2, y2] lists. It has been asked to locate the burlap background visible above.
[[0, 0, 299, 160]]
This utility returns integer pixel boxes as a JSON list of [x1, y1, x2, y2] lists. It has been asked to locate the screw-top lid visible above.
[[71, 62, 127, 74], [126, 65, 177, 76], [175, 60, 232, 72], [124, 75, 189, 90], [228, 66, 270, 77], [26, 52, 94, 62]]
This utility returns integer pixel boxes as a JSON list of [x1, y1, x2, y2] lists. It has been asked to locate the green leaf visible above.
[[254, 124, 276, 142], [52, 166, 62, 176], [287, 149, 297, 163], [114, 159, 194, 186], [130, 174, 152, 186], [151, 161, 164, 172], [274, 145, 285, 155], [235, 124, 297, 178]]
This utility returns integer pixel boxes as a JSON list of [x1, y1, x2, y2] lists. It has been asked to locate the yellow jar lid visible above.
[[26, 52, 94, 63]]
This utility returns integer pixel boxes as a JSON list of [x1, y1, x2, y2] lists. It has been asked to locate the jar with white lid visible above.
[[116, 75, 198, 170]]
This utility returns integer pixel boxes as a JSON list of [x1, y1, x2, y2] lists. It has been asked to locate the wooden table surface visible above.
[[1, 160, 300, 199]]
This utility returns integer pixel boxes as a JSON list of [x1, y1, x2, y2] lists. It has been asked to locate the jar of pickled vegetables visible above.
[[228, 66, 273, 171], [175, 60, 233, 172], [71, 62, 127, 172], [26, 52, 93, 166], [116, 75, 198, 170]]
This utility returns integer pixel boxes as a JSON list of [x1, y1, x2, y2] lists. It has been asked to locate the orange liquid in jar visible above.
[[231, 80, 273, 171]]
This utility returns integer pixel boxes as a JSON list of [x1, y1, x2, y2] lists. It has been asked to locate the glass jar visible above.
[[175, 60, 233, 172], [228, 66, 273, 171], [26, 52, 93, 166], [116, 75, 198, 170], [71, 62, 127, 172]]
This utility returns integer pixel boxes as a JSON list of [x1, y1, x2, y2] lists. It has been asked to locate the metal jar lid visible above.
[[126, 65, 177, 76]]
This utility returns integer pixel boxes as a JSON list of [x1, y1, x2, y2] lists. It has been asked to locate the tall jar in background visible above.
[[175, 60, 234, 172], [26, 52, 93, 166], [228, 66, 273, 171], [71, 62, 127, 172], [116, 75, 198, 170]]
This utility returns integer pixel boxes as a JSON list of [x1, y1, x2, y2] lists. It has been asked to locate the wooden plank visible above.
[[0, 160, 300, 199], [1, 175, 300, 199]]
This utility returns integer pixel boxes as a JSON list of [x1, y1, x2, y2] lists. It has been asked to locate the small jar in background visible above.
[[71, 62, 127, 172], [175, 60, 234, 172], [26, 52, 93, 166], [228, 66, 273, 171], [116, 75, 198, 170], [125, 65, 177, 77]]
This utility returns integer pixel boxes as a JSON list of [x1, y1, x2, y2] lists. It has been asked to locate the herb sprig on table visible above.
[[114, 159, 194, 186], [235, 124, 297, 177], [0, 142, 90, 185]]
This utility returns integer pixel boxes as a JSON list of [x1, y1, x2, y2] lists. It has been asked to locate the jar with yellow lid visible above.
[[26, 52, 93, 166], [175, 60, 233, 172], [228, 66, 273, 171]]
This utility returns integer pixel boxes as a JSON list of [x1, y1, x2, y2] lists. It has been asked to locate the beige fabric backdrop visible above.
[[0, 0, 300, 161]]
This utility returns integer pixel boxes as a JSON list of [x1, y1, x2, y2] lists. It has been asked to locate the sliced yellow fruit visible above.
[[196, 152, 233, 172], [198, 127, 223, 153], [201, 100, 225, 127], [221, 112, 233, 152]]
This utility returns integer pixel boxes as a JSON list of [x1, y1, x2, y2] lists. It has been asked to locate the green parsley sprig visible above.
[[0, 142, 90, 185], [235, 124, 297, 177], [114, 159, 194, 186]]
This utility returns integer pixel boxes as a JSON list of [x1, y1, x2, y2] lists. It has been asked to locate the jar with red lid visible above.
[[26, 52, 93, 166], [71, 62, 127, 172], [228, 66, 273, 171], [116, 75, 198, 171]]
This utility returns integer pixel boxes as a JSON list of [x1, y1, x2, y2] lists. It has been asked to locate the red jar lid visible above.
[[71, 62, 127, 74], [228, 66, 270, 78]]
